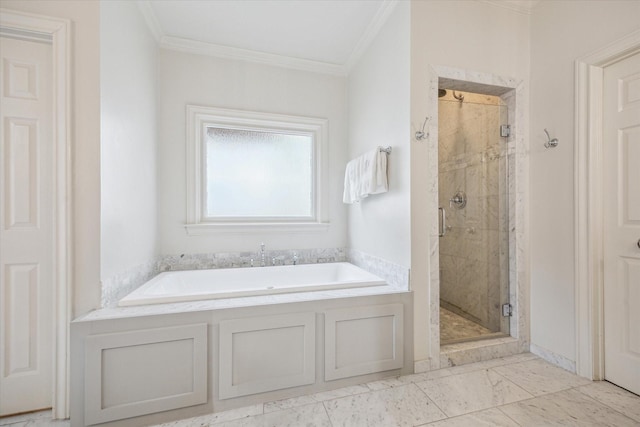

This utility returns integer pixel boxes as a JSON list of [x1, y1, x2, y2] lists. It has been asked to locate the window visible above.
[[186, 105, 328, 234]]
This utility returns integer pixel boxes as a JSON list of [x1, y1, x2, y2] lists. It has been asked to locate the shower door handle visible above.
[[439, 207, 446, 237]]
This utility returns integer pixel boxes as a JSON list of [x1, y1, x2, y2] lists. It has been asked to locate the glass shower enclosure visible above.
[[438, 89, 510, 344]]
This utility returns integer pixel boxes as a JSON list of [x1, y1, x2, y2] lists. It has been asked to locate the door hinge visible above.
[[502, 303, 513, 317], [500, 124, 511, 138]]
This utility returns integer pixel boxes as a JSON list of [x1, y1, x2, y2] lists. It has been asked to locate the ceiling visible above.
[[142, 0, 390, 68], [139, 0, 539, 74]]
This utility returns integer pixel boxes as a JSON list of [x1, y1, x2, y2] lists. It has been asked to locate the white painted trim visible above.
[[574, 29, 640, 381], [135, 0, 399, 77], [481, 0, 538, 15], [185, 105, 329, 232], [84, 324, 208, 424], [345, 0, 398, 73], [530, 343, 576, 373], [136, 0, 163, 42], [161, 35, 347, 76], [420, 65, 528, 370], [185, 222, 330, 235], [324, 304, 403, 380], [218, 313, 316, 400], [0, 9, 72, 419]]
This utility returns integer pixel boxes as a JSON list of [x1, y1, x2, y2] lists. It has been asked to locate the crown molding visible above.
[[482, 0, 539, 15], [137, 0, 163, 42], [137, 0, 398, 76], [160, 35, 348, 76], [345, 0, 399, 73]]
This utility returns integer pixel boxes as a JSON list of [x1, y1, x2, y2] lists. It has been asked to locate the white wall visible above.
[[100, 1, 159, 281], [2, 0, 101, 317], [410, 0, 531, 361], [347, 2, 411, 267], [158, 51, 348, 255], [529, 1, 640, 363]]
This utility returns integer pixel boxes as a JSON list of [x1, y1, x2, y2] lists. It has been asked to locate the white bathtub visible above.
[[118, 262, 387, 307]]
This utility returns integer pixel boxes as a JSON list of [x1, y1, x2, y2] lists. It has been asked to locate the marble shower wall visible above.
[[438, 91, 509, 332]]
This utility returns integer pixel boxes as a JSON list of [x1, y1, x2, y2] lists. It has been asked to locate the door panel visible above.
[[603, 52, 640, 395], [0, 36, 53, 416]]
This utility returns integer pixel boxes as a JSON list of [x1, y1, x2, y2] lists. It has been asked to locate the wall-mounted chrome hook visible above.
[[544, 129, 559, 148], [415, 116, 429, 141]]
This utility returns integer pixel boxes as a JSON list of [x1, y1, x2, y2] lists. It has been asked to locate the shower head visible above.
[[438, 89, 447, 98]]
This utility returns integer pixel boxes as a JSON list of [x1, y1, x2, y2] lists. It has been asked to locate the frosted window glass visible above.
[[205, 127, 313, 218]]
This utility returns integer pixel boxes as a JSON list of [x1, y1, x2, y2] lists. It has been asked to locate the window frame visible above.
[[185, 105, 329, 234]]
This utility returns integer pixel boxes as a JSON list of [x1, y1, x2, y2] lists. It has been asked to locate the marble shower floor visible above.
[[3, 354, 639, 426], [440, 307, 495, 343]]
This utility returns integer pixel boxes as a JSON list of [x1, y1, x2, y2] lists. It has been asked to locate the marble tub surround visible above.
[[347, 248, 410, 289], [150, 354, 640, 427], [101, 259, 158, 308], [158, 247, 347, 271], [101, 247, 408, 309]]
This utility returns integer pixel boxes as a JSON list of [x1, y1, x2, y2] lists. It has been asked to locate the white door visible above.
[[0, 36, 54, 415], [603, 51, 640, 395]]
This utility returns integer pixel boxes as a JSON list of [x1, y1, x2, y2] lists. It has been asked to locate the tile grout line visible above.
[[411, 380, 450, 420], [189, 355, 546, 427], [420, 356, 537, 385], [495, 406, 525, 427], [569, 384, 640, 423], [487, 366, 537, 401], [253, 354, 543, 419], [320, 400, 334, 427], [493, 387, 639, 426]]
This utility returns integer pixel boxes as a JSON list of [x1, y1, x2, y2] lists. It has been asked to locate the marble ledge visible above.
[[440, 336, 523, 368], [75, 282, 409, 323]]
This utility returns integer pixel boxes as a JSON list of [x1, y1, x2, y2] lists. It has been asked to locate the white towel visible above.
[[343, 147, 389, 204]]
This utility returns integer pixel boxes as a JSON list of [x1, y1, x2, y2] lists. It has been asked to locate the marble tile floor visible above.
[[2, 354, 638, 426], [440, 307, 494, 343], [0, 411, 69, 427]]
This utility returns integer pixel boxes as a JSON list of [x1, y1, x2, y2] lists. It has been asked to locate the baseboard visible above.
[[530, 343, 576, 373]]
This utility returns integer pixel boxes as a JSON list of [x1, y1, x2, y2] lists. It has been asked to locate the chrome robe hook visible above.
[[544, 129, 559, 148], [415, 116, 429, 141]]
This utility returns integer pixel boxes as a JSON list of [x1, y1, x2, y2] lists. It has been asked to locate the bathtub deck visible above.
[[76, 282, 408, 322]]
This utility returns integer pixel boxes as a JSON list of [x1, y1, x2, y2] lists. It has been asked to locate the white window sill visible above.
[[185, 222, 330, 235]]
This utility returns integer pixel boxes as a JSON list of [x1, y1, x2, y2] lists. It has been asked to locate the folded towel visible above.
[[343, 147, 389, 204]]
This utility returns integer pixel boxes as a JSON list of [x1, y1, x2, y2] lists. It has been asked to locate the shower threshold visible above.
[[440, 336, 522, 368], [441, 331, 509, 346]]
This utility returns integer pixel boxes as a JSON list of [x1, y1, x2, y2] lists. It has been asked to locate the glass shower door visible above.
[[438, 90, 510, 344]]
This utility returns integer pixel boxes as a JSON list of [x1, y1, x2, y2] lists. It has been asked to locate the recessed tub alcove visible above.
[[119, 262, 387, 306], [71, 263, 412, 427]]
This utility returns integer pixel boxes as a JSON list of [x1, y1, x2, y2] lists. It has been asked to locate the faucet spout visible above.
[[260, 242, 266, 267]]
